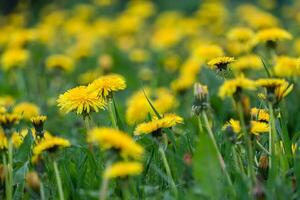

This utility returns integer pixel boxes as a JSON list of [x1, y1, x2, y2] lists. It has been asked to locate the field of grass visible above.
[[1, 0, 300, 199]]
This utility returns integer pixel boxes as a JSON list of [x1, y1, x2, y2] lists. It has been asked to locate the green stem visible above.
[[158, 145, 178, 198], [40, 181, 45, 200], [268, 102, 279, 179], [108, 99, 117, 129], [84, 117, 91, 131], [201, 112, 233, 188], [256, 140, 270, 156], [236, 102, 255, 183], [197, 115, 203, 133], [53, 161, 64, 200], [99, 161, 112, 200], [3, 139, 14, 200]]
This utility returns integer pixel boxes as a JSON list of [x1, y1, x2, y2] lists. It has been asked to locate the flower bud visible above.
[[192, 83, 209, 115]]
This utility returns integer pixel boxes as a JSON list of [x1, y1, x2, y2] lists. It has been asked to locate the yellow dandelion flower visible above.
[[0, 106, 6, 114], [218, 75, 256, 98], [1, 48, 29, 71], [125, 88, 177, 125], [0, 130, 8, 150], [0, 95, 15, 108], [274, 56, 300, 77], [250, 121, 269, 136], [251, 108, 269, 122], [171, 74, 197, 92], [13, 102, 40, 120], [256, 27, 292, 43], [57, 86, 105, 115], [125, 88, 151, 125], [231, 54, 262, 72], [222, 119, 241, 134], [134, 113, 183, 136], [227, 27, 255, 42], [31, 115, 47, 134], [256, 78, 285, 89], [87, 74, 126, 98], [192, 44, 224, 62], [275, 81, 293, 102], [45, 54, 75, 72], [207, 56, 235, 71], [32, 136, 71, 163], [104, 161, 143, 179], [153, 88, 178, 115], [237, 5, 278, 29], [78, 69, 102, 85], [0, 113, 20, 130], [87, 127, 144, 159]]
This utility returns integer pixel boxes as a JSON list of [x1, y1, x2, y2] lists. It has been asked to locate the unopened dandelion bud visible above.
[[26, 171, 40, 191], [31, 115, 47, 138], [192, 83, 209, 115]]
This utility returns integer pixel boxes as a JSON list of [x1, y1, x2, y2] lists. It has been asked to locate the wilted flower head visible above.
[[192, 83, 209, 115]]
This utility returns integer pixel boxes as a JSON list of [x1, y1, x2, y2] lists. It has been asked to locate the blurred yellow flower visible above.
[[134, 113, 183, 135], [126, 88, 178, 125], [192, 44, 224, 62], [32, 136, 71, 163], [13, 102, 40, 120], [273, 56, 300, 77], [250, 121, 269, 135], [218, 75, 256, 98], [0, 113, 20, 130], [87, 127, 144, 159], [250, 108, 269, 122], [256, 27, 292, 43], [222, 119, 241, 134], [231, 54, 262, 72], [104, 161, 143, 179], [45, 54, 75, 72], [1, 48, 29, 71]]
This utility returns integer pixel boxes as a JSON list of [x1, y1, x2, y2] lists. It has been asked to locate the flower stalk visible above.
[[53, 161, 64, 200], [108, 99, 118, 129], [201, 111, 233, 187], [158, 144, 178, 198]]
